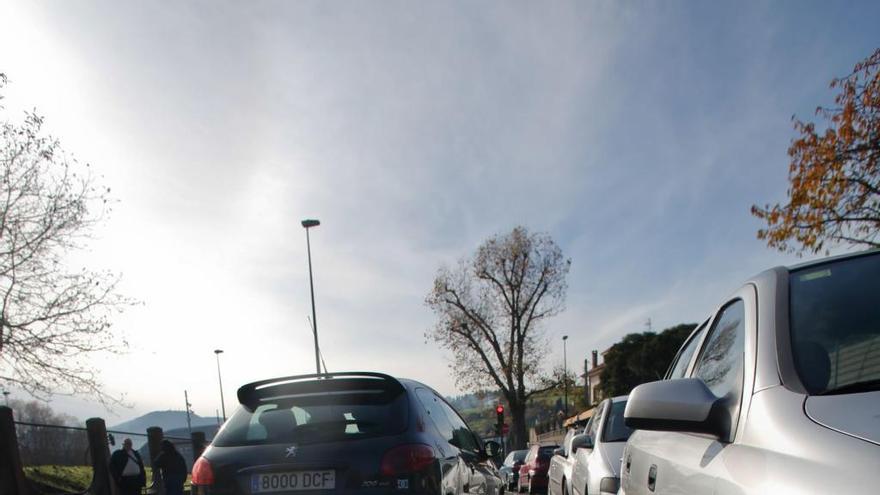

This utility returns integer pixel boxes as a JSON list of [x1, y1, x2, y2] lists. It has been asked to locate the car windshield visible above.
[[212, 391, 409, 446], [504, 450, 527, 466], [790, 253, 880, 395], [601, 400, 633, 443]]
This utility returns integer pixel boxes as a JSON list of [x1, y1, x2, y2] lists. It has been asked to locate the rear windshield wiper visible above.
[[817, 378, 880, 396]]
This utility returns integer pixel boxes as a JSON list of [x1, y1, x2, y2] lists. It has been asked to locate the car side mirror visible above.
[[484, 440, 501, 458], [624, 378, 726, 438], [553, 447, 564, 457], [569, 433, 592, 453]]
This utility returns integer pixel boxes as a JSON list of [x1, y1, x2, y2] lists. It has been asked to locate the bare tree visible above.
[[0, 74, 132, 405], [426, 226, 571, 449]]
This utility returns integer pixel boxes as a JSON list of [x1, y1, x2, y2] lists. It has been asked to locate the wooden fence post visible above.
[[147, 426, 165, 495], [190, 432, 206, 463], [86, 417, 115, 495], [0, 406, 30, 495]]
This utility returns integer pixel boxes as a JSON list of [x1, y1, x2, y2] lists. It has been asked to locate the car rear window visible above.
[[790, 253, 880, 395], [600, 400, 633, 443], [537, 446, 556, 459], [213, 386, 408, 446]]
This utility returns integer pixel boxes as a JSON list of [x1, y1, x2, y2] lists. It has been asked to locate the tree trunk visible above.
[[508, 400, 529, 450]]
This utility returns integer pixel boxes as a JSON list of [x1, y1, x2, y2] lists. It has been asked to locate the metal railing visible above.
[[1, 407, 209, 495]]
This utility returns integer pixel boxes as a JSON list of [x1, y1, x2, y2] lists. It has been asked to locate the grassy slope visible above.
[[24, 466, 192, 494], [24, 466, 92, 494]]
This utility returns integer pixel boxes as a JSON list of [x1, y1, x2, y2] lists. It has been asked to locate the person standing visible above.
[[153, 440, 188, 495], [110, 438, 146, 495]]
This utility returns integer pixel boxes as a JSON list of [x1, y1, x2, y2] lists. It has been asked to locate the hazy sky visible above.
[[1, 1, 878, 423]]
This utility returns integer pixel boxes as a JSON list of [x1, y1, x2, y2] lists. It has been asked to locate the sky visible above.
[[0, 1, 878, 424]]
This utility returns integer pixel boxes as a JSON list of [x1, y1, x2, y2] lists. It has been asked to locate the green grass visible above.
[[23, 465, 192, 494], [24, 465, 93, 493]]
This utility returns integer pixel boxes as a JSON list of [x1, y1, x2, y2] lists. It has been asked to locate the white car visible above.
[[621, 250, 880, 494], [548, 428, 583, 495], [570, 396, 632, 495]]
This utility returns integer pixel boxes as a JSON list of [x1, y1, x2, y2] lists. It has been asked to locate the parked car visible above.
[[569, 396, 632, 495], [499, 450, 528, 491], [621, 250, 880, 494], [547, 427, 587, 495], [518, 444, 558, 494], [191, 371, 503, 495]]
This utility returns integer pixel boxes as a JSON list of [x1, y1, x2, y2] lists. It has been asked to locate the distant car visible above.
[[621, 250, 880, 494], [191, 372, 502, 495], [518, 444, 558, 494], [499, 450, 528, 491], [569, 396, 632, 495]]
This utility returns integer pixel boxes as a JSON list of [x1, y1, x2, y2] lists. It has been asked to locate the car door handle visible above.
[[647, 464, 657, 492]]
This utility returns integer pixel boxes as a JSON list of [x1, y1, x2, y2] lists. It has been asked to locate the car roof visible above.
[[785, 248, 878, 272]]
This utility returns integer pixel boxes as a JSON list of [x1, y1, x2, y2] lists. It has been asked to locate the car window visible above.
[[437, 397, 481, 452], [503, 452, 515, 466], [790, 254, 880, 395], [586, 401, 605, 440], [693, 299, 746, 441], [415, 388, 455, 444], [694, 299, 746, 399], [600, 400, 633, 443], [538, 446, 557, 459], [666, 321, 708, 379], [212, 391, 408, 446], [562, 429, 575, 455]]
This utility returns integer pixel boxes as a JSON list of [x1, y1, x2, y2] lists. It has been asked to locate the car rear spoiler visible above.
[[237, 372, 405, 410]]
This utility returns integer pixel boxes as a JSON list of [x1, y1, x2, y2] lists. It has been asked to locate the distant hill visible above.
[[110, 410, 220, 435], [165, 424, 219, 441]]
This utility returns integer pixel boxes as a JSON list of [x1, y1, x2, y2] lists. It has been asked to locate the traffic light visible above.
[[495, 404, 504, 435]]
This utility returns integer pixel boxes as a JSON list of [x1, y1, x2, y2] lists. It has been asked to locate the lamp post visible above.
[[562, 335, 569, 416], [214, 349, 227, 422], [301, 218, 322, 375]]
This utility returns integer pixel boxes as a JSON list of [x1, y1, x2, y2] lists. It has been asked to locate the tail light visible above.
[[381, 444, 435, 476], [192, 456, 215, 486]]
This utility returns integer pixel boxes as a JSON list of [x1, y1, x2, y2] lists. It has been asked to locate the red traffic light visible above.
[[496, 405, 504, 415]]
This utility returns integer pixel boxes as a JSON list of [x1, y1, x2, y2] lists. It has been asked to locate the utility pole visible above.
[[562, 335, 569, 416], [214, 349, 227, 422], [301, 219, 322, 375], [184, 390, 193, 436]]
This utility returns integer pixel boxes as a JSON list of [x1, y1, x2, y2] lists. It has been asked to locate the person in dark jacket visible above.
[[109, 438, 146, 495], [153, 439, 188, 495]]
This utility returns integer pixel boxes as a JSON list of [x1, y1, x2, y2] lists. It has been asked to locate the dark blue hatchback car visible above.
[[192, 372, 502, 495]]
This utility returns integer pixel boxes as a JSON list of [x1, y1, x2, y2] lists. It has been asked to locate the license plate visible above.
[[251, 471, 336, 493]]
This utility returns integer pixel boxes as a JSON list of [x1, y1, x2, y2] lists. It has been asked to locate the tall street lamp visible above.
[[301, 218, 322, 375], [562, 335, 569, 416], [214, 349, 227, 422]]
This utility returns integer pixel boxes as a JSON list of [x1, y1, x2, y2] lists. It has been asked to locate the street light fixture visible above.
[[562, 335, 569, 416], [2, 390, 9, 406], [214, 349, 227, 422], [301, 218, 322, 375]]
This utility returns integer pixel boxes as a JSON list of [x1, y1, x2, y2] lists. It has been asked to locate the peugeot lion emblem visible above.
[[285, 445, 298, 458]]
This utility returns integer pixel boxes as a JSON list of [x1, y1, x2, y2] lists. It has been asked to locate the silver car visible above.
[[621, 250, 880, 494], [569, 396, 632, 495]]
